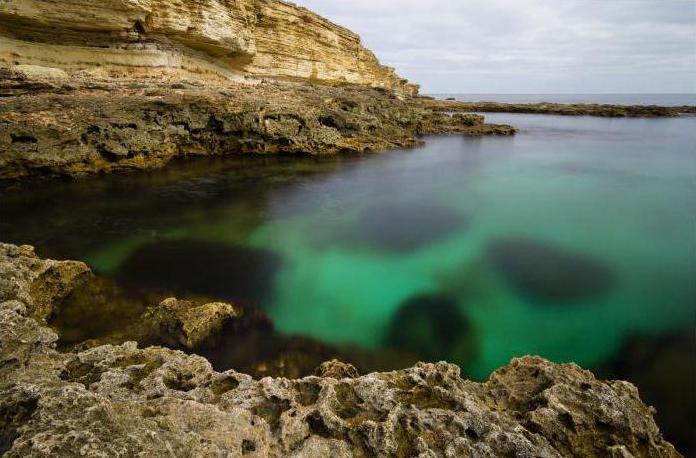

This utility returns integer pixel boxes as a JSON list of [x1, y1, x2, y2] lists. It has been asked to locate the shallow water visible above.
[[2, 114, 694, 381]]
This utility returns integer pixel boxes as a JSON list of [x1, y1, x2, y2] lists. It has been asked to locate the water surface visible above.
[[1, 113, 694, 447]]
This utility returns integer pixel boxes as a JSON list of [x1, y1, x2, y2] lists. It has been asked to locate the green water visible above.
[[3, 111, 694, 451], [1, 114, 694, 379]]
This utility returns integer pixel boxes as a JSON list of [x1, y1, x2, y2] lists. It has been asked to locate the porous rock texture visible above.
[[0, 71, 514, 181], [0, 243, 682, 457], [0, 0, 418, 95], [0, 0, 518, 181]]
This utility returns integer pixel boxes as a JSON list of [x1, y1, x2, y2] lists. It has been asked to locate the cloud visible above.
[[294, 0, 696, 93]]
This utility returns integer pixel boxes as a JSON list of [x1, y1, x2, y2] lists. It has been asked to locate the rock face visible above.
[[0, 74, 514, 180], [0, 243, 682, 457], [0, 0, 418, 95], [142, 297, 241, 349]]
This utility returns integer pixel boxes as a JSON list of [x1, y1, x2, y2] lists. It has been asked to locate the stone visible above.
[[386, 294, 476, 364], [0, 0, 417, 96], [597, 331, 695, 456], [314, 360, 359, 379], [142, 297, 240, 349], [0, 78, 515, 181], [0, 243, 683, 457]]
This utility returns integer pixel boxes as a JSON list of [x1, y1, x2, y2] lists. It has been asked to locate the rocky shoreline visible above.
[[0, 243, 682, 457], [0, 70, 515, 182], [418, 99, 696, 118]]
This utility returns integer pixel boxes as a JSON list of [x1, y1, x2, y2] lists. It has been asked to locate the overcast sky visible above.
[[294, 0, 696, 94]]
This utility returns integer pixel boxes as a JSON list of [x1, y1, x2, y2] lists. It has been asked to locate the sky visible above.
[[294, 0, 696, 94]]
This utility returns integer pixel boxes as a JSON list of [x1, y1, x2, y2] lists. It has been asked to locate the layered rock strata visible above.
[[0, 0, 418, 95], [0, 71, 514, 181], [0, 243, 682, 457]]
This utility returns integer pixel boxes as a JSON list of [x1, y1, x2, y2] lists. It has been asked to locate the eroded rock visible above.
[[0, 244, 682, 457], [142, 297, 240, 349]]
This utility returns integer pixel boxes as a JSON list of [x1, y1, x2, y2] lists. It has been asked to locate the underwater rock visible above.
[[487, 238, 615, 303], [142, 297, 241, 350], [0, 243, 682, 457], [386, 294, 475, 364], [359, 202, 468, 252], [116, 239, 283, 305]]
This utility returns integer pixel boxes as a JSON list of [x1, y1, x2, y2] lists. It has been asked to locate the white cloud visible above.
[[293, 0, 696, 93]]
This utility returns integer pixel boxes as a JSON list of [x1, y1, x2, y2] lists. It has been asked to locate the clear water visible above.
[[1, 114, 694, 374], [2, 111, 694, 452], [432, 93, 696, 106]]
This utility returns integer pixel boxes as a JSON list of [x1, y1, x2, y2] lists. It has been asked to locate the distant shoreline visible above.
[[426, 93, 696, 107], [418, 97, 696, 118]]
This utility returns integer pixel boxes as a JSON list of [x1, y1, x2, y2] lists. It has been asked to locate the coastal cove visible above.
[[3, 111, 694, 450], [1, 0, 694, 455]]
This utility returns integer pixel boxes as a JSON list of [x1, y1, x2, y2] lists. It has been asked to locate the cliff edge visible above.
[[0, 0, 418, 95]]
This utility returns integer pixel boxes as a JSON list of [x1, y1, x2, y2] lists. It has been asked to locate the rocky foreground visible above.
[[0, 243, 682, 457]]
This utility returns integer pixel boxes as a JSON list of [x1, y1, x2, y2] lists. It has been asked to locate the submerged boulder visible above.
[[358, 202, 468, 252], [487, 238, 615, 303], [386, 294, 476, 364], [116, 239, 283, 305]]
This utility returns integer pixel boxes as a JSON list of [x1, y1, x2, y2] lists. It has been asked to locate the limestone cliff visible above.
[[0, 0, 418, 95], [0, 243, 682, 457]]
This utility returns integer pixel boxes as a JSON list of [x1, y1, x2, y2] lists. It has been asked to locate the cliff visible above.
[[0, 0, 418, 95], [0, 243, 682, 457]]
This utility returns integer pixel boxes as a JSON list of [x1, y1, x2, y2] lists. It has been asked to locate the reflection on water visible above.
[[1, 113, 695, 452]]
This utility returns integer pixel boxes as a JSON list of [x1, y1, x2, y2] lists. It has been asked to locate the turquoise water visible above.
[[1, 114, 694, 379], [2, 111, 694, 452]]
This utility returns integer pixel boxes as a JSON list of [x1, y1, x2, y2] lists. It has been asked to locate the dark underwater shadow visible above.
[[115, 238, 283, 306]]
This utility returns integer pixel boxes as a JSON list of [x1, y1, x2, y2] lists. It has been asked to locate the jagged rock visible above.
[[142, 297, 241, 349], [0, 243, 90, 321], [314, 360, 359, 379], [0, 243, 682, 457], [0, 79, 515, 181], [0, 0, 517, 181]]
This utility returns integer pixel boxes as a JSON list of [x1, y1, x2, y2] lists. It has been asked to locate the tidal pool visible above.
[[2, 114, 694, 445]]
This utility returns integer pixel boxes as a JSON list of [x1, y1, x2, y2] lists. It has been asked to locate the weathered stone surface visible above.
[[314, 359, 359, 379], [0, 243, 682, 457], [0, 77, 514, 181], [142, 297, 240, 349], [0, 243, 90, 321], [0, 0, 417, 95]]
